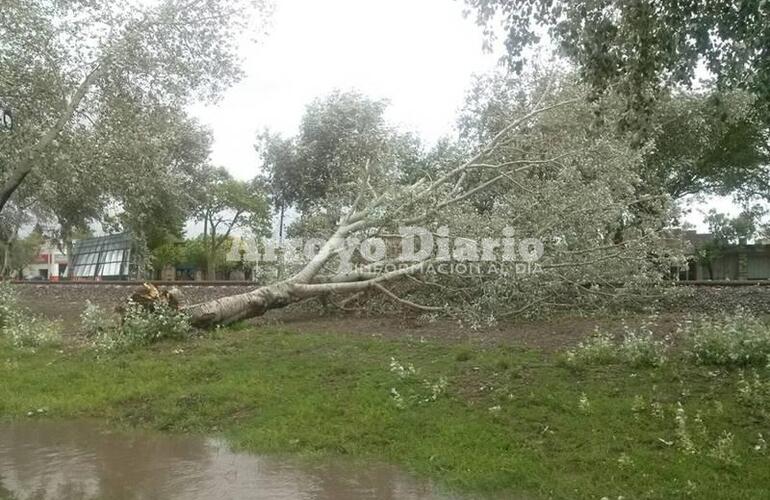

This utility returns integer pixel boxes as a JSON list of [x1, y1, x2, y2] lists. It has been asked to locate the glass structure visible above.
[[70, 233, 134, 279]]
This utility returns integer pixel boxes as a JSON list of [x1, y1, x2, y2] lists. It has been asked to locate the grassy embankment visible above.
[[1, 322, 769, 499]]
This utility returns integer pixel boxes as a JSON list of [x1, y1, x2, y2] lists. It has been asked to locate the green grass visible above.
[[1, 327, 769, 498]]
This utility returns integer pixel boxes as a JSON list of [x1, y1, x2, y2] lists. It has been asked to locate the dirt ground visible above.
[[250, 310, 686, 350], [12, 283, 694, 350], [15, 283, 254, 326]]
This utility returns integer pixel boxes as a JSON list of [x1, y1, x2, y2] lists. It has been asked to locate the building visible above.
[[22, 245, 68, 280], [69, 233, 136, 280], [678, 230, 770, 281]]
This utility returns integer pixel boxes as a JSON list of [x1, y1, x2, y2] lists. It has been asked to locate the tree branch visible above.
[[0, 64, 104, 213], [372, 283, 444, 311]]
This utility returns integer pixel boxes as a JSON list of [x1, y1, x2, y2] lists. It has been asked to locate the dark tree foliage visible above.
[[257, 90, 425, 216], [642, 90, 770, 199], [697, 204, 768, 278], [465, 0, 770, 133], [458, 69, 770, 201]]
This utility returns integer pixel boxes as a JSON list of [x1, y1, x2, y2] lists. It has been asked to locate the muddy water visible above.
[[0, 420, 458, 500]]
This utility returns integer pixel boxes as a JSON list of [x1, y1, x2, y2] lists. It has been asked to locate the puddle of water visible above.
[[0, 420, 459, 500]]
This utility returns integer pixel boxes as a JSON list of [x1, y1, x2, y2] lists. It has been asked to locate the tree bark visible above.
[[206, 252, 217, 280], [66, 239, 74, 279], [1, 240, 10, 277], [57, 222, 74, 279], [0, 65, 103, 214], [184, 282, 298, 328], [0, 227, 19, 278], [183, 260, 427, 327]]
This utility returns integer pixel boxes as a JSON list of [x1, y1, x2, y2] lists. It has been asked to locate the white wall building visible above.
[[22, 245, 68, 280]]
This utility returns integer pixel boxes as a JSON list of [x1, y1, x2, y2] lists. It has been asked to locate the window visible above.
[[70, 233, 133, 279]]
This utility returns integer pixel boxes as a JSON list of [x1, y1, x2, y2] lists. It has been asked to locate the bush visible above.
[[566, 319, 667, 367], [566, 329, 618, 365], [0, 282, 61, 350], [89, 301, 192, 352], [737, 370, 770, 412], [3, 314, 62, 350], [682, 309, 770, 366], [80, 300, 117, 337], [618, 321, 668, 367], [0, 281, 18, 330], [121, 301, 191, 343]]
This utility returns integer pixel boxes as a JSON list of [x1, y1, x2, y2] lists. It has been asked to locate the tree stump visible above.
[[118, 283, 183, 317]]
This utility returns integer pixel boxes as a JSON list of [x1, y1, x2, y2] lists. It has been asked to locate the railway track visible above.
[[9, 279, 770, 287]]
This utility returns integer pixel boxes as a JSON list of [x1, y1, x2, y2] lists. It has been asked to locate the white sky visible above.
[[187, 0, 743, 233], [189, 0, 497, 181]]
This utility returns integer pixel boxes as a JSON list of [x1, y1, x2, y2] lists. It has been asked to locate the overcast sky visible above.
[[189, 0, 497, 181], [187, 0, 742, 233]]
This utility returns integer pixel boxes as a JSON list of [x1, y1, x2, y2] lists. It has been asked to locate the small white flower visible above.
[[578, 393, 591, 413]]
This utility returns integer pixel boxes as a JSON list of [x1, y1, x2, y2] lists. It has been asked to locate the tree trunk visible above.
[[183, 282, 300, 328], [182, 260, 427, 328], [205, 216, 217, 280], [206, 253, 216, 280], [1, 241, 9, 277], [0, 228, 18, 278], [66, 239, 74, 278], [59, 223, 74, 279]]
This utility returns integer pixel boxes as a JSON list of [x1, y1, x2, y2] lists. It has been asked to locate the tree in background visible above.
[[258, 90, 425, 232], [149, 241, 183, 279], [0, 0, 271, 214], [16, 125, 106, 274], [463, 65, 769, 201], [7, 95, 215, 274], [193, 167, 270, 280], [0, 204, 37, 278], [465, 0, 770, 134], [464, 0, 770, 243], [698, 205, 769, 279], [0, 231, 43, 279], [99, 105, 214, 262], [256, 132, 297, 240], [641, 90, 769, 200]]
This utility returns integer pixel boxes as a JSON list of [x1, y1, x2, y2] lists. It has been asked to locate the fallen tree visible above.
[[182, 78, 682, 328], [182, 96, 568, 327]]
